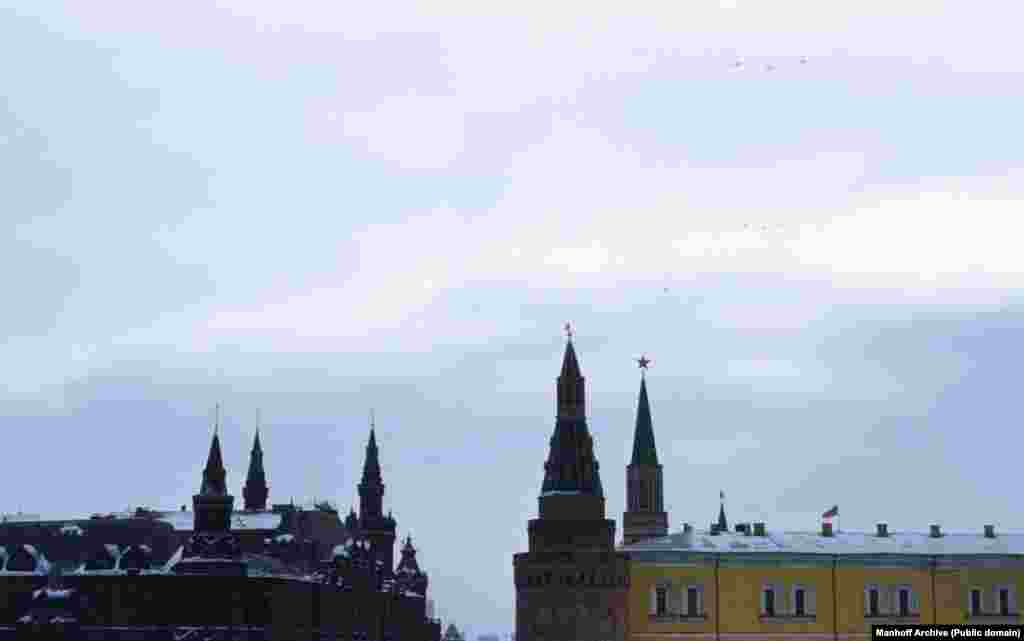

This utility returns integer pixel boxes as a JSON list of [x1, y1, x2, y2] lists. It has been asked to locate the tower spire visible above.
[[243, 411, 268, 511], [192, 418, 235, 534], [201, 426, 227, 496], [630, 373, 658, 466], [539, 328, 605, 518], [556, 327, 586, 419], [624, 357, 667, 544], [717, 490, 728, 532], [357, 412, 397, 578], [358, 415, 385, 520]]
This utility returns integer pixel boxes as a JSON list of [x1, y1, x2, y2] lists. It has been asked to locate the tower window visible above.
[[656, 587, 667, 616], [971, 588, 982, 616], [898, 589, 910, 617], [1000, 588, 1011, 616], [795, 588, 806, 616]]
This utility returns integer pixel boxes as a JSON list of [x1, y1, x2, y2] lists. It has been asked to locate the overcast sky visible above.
[[4, 0, 1024, 635]]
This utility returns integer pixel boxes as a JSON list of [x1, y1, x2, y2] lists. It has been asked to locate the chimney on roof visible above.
[[930, 524, 942, 538], [681, 523, 694, 546], [876, 523, 889, 537], [984, 524, 996, 539], [753, 522, 766, 537], [822, 522, 834, 537]]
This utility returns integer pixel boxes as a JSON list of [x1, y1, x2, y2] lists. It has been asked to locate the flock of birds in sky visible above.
[[730, 56, 810, 72]]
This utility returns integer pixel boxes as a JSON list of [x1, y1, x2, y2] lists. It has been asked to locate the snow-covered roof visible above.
[[156, 511, 282, 531], [273, 534, 295, 543], [60, 524, 84, 536], [33, 588, 74, 600], [622, 528, 1024, 557], [539, 490, 582, 496]]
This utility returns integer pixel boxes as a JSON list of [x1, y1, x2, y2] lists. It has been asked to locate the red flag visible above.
[[822, 505, 839, 519]]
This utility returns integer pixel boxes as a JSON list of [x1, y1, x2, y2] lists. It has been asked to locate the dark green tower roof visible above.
[[539, 338, 604, 497], [200, 431, 228, 496], [630, 377, 659, 466], [362, 427, 382, 484]]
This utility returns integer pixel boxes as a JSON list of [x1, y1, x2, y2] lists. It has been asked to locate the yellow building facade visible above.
[[622, 524, 1024, 641]]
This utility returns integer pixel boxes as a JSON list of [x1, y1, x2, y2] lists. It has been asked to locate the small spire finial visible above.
[[564, 321, 573, 340], [636, 354, 651, 377], [370, 408, 375, 430], [214, 402, 221, 434]]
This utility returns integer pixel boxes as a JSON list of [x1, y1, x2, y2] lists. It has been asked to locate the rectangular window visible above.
[[971, 589, 982, 616], [869, 589, 880, 617], [899, 589, 910, 617], [795, 588, 806, 616], [656, 587, 667, 616], [1000, 589, 1010, 616], [688, 587, 699, 616], [764, 588, 776, 616]]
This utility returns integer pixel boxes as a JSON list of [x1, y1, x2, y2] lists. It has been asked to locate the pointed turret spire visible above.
[[358, 416, 385, 521], [717, 491, 728, 532], [556, 327, 586, 419], [623, 360, 668, 544], [539, 329, 605, 519], [191, 412, 235, 534], [243, 420, 269, 511], [200, 430, 227, 496], [362, 426, 382, 485], [631, 377, 658, 466]]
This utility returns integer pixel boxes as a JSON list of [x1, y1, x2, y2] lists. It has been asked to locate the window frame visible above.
[[970, 587, 983, 616], [687, 586, 700, 617], [763, 585, 776, 617], [655, 586, 668, 616], [867, 585, 880, 617], [794, 586, 806, 616], [898, 587, 911, 617]]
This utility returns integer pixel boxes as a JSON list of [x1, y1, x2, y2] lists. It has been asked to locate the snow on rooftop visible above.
[[33, 588, 73, 600], [622, 528, 1024, 556], [539, 490, 583, 496], [156, 511, 281, 531]]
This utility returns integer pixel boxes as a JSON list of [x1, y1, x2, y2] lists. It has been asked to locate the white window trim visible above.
[[792, 584, 807, 617], [969, 586, 984, 616], [896, 586, 911, 617], [761, 583, 779, 617], [685, 583, 704, 617], [866, 583, 881, 618]]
